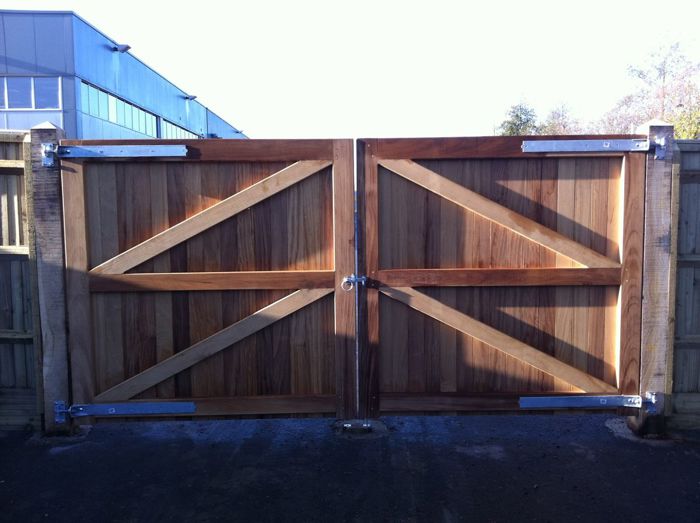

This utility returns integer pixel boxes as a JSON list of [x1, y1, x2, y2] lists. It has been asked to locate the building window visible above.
[[80, 81, 158, 138], [0, 77, 61, 110], [33, 77, 60, 109], [161, 119, 199, 139], [6, 77, 32, 108]]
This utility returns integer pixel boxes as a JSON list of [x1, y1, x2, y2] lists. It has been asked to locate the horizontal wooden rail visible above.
[[0, 246, 29, 257], [60, 139, 336, 161], [0, 330, 34, 343], [0, 132, 28, 143], [376, 268, 621, 287], [90, 270, 336, 292], [361, 135, 645, 159], [0, 159, 25, 169]]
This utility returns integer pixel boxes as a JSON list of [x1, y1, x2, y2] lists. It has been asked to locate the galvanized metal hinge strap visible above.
[[41, 144, 188, 167], [54, 400, 196, 424], [519, 393, 657, 412], [521, 137, 668, 159]]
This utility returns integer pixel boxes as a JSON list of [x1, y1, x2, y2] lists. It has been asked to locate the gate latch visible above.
[[54, 400, 196, 424], [341, 274, 367, 291]]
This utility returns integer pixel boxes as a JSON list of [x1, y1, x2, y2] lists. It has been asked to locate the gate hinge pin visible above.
[[41, 143, 58, 167], [341, 274, 367, 291], [653, 136, 666, 160], [643, 391, 658, 414]]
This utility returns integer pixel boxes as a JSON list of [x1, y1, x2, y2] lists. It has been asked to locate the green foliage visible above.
[[670, 105, 700, 139], [498, 103, 538, 136]]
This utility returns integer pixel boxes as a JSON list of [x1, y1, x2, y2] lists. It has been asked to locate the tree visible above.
[[498, 103, 538, 136], [538, 105, 582, 135], [597, 43, 700, 138]]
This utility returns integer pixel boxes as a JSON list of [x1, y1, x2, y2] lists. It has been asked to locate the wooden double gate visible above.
[[59, 136, 645, 420]]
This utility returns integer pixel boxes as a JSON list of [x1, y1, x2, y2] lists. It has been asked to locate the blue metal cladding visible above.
[[0, 10, 244, 139], [0, 12, 74, 75], [72, 16, 208, 136], [207, 110, 247, 139]]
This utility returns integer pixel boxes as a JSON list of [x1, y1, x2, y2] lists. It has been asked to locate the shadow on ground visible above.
[[1, 415, 699, 522]]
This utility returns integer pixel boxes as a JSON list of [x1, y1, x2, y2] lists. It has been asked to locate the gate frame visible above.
[[28, 127, 676, 432], [356, 134, 662, 419], [45, 137, 356, 427]]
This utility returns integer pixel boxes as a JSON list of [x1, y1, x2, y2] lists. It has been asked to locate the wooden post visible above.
[[332, 140, 357, 419], [633, 123, 675, 434], [28, 122, 70, 434], [357, 140, 380, 418]]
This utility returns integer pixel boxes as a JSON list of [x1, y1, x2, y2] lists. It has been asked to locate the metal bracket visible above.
[[41, 144, 188, 168], [341, 273, 367, 291], [519, 395, 642, 409], [652, 136, 666, 160], [521, 139, 649, 154], [519, 394, 657, 411], [54, 400, 196, 424]]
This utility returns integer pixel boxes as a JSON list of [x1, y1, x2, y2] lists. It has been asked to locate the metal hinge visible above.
[[519, 392, 657, 413], [41, 144, 188, 167], [521, 138, 667, 159], [340, 273, 367, 291], [54, 400, 196, 424]]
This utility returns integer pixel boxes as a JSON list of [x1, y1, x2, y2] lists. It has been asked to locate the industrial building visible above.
[[0, 10, 245, 139]]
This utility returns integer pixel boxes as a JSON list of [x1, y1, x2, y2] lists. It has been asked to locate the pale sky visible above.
[[3, 0, 700, 138]]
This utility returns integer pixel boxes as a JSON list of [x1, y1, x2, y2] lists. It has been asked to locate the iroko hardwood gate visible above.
[[357, 137, 645, 416], [60, 139, 356, 418], [59, 135, 647, 421]]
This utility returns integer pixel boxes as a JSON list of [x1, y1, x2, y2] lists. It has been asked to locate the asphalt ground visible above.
[[1, 414, 699, 522]]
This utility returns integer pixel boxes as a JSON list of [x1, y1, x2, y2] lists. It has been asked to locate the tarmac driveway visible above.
[[1, 415, 699, 522]]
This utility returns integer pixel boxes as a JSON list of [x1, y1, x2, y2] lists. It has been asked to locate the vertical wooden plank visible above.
[[553, 158, 577, 392], [0, 175, 8, 245], [185, 163, 222, 397], [62, 160, 93, 406], [358, 140, 380, 417], [166, 163, 191, 398], [97, 164, 124, 392], [587, 159, 609, 381], [538, 158, 558, 391], [0, 259, 13, 386], [639, 124, 676, 420], [150, 164, 174, 398], [10, 259, 27, 386], [604, 158, 623, 387], [332, 140, 356, 418], [7, 175, 19, 245], [619, 153, 645, 396], [29, 124, 69, 432]]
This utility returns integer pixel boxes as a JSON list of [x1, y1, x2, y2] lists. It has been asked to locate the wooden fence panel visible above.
[[0, 131, 38, 430], [359, 137, 645, 414], [61, 139, 355, 419], [674, 145, 700, 401]]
